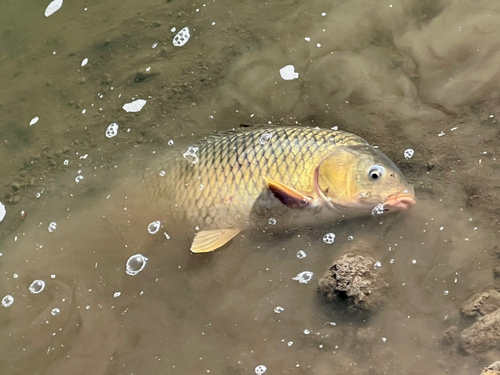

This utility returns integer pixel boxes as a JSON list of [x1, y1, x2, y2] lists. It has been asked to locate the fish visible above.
[[147, 126, 415, 253]]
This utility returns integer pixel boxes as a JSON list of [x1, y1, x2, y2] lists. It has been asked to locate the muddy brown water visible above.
[[1, 0, 500, 374]]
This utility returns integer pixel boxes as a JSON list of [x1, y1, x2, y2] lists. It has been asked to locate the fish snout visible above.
[[383, 189, 416, 211]]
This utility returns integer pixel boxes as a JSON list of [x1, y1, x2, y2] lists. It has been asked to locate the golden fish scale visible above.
[[150, 127, 368, 229]]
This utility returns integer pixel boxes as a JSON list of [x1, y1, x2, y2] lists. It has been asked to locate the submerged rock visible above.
[[318, 241, 386, 316], [461, 290, 500, 319], [441, 326, 458, 346], [481, 361, 500, 375], [459, 309, 500, 354]]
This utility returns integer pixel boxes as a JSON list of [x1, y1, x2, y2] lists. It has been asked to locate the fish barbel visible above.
[[147, 126, 415, 252]]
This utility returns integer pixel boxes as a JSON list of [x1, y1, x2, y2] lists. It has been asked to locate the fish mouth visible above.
[[383, 191, 416, 211]]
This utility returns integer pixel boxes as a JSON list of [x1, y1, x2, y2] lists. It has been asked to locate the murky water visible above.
[[1, 0, 500, 374]]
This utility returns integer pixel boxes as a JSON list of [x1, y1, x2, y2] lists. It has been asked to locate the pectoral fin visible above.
[[264, 177, 313, 209], [191, 228, 242, 253]]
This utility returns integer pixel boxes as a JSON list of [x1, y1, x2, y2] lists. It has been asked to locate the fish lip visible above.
[[383, 192, 416, 210]]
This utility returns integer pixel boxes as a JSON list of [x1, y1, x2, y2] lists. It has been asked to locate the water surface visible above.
[[1, 0, 500, 374]]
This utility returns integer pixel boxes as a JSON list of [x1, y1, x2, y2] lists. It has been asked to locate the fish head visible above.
[[316, 145, 415, 214]]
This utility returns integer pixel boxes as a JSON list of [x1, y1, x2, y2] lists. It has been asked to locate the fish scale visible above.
[[148, 126, 368, 230]]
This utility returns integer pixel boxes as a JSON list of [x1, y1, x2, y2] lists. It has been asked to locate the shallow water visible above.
[[1, 0, 500, 374]]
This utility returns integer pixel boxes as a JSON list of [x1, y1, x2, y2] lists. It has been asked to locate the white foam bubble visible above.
[[255, 365, 267, 375], [29, 280, 46, 294], [44, 0, 63, 17], [1, 295, 14, 307], [371, 204, 385, 215], [105, 123, 119, 138], [296, 250, 306, 259], [404, 148, 414, 159], [322, 233, 335, 244], [172, 27, 191, 47], [29, 117, 39, 126], [0, 202, 6, 223], [126, 254, 148, 276], [259, 133, 272, 145], [279, 65, 299, 80], [122, 99, 147, 113], [81, 58, 88, 67], [292, 271, 314, 284], [183, 146, 199, 164], [147, 220, 161, 234]]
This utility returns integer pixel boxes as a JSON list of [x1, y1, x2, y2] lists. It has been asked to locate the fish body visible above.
[[147, 126, 415, 252]]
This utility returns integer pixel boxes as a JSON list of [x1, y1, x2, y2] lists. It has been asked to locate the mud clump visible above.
[[461, 290, 500, 319], [481, 361, 500, 375], [318, 241, 386, 316], [460, 309, 500, 355], [457, 289, 500, 355]]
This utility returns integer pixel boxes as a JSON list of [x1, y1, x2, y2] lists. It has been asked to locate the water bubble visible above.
[[259, 133, 272, 145], [303, 329, 311, 334], [292, 271, 314, 284], [48, 222, 57, 232], [75, 175, 84, 183], [296, 250, 306, 259], [255, 365, 267, 375], [81, 58, 88, 67], [279, 65, 299, 80], [159, 170, 166, 177], [404, 149, 414, 159], [1, 295, 14, 307], [113, 292, 121, 298], [29, 280, 46, 294], [29, 116, 39, 126], [183, 146, 199, 164], [347, 235, 354, 241], [44, 0, 63, 17], [381, 337, 387, 343], [63, 159, 69, 166], [274, 306, 284, 314], [122, 99, 147, 113], [172, 27, 191, 47], [374, 261, 382, 269], [167, 140, 174, 146], [411, 259, 417, 265], [51, 308, 60, 316], [444, 290, 449, 296], [323, 233, 335, 244], [147, 220, 161, 234], [371, 203, 385, 215], [268, 218, 277, 225], [105, 123, 119, 138], [126, 254, 148, 276], [287, 341, 293, 347]]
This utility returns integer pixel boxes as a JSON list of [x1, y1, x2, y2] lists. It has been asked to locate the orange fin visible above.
[[264, 177, 313, 209], [191, 228, 241, 253]]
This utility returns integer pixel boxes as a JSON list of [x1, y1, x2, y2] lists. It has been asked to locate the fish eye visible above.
[[368, 165, 385, 181]]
